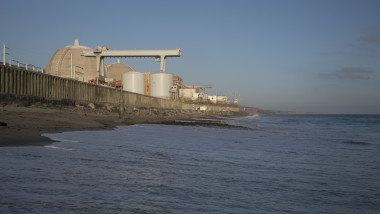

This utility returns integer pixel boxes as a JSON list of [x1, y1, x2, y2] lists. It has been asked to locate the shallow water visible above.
[[1, 114, 380, 213]]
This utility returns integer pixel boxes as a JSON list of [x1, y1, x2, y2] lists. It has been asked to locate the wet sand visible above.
[[0, 106, 244, 147], [0, 106, 187, 146]]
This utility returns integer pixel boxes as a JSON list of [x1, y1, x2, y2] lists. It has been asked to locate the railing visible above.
[[2, 43, 44, 72]]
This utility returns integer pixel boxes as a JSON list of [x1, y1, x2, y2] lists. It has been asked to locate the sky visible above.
[[1, 0, 380, 114]]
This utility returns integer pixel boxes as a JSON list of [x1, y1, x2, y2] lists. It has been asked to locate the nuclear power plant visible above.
[[43, 39, 236, 104], [1, 39, 238, 113]]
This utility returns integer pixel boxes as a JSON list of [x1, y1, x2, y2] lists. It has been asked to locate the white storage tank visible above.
[[150, 72, 173, 99], [122, 71, 145, 94]]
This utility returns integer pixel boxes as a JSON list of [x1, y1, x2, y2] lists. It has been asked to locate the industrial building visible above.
[[44, 39, 233, 104]]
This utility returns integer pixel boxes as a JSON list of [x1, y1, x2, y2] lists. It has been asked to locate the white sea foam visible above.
[[43, 145, 74, 151], [42, 134, 80, 143], [51, 138, 80, 143]]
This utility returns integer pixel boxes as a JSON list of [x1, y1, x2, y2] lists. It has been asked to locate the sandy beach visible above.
[[0, 105, 207, 147], [0, 103, 246, 147]]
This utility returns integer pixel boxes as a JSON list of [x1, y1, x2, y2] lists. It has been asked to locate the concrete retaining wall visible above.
[[0, 65, 239, 113]]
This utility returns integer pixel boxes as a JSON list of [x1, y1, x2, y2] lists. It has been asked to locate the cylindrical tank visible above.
[[150, 72, 173, 99], [122, 71, 145, 94]]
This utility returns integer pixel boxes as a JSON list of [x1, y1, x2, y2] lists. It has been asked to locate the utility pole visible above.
[[2, 43, 5, 66], [216, 88, 218, 104]]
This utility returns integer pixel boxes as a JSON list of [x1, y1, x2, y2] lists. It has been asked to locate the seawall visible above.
[[0, 64, 239, 114]]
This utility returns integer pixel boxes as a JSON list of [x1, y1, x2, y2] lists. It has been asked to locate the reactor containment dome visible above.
[[106, 59, 135, 81], [45, 39, 98, 82]]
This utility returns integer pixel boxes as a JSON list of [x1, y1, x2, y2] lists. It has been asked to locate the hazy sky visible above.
[[1, 0, 380, 114]]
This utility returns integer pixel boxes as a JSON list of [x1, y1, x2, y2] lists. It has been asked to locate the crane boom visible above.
[[82, 47, 181, 76]]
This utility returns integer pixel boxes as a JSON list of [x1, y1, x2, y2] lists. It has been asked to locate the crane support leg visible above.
[[160, 56, 166, 73]]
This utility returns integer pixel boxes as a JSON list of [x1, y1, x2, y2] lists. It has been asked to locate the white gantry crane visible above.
[[81, 46, 181, 78]]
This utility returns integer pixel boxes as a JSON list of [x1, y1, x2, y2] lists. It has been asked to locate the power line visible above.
[[2, 43, 44, 70]]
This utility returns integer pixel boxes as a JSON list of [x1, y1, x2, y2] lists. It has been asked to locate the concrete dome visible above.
[[45, 39, 98, 82], [106, 59, 135, 81]]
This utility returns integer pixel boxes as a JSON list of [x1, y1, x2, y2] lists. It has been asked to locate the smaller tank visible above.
[[122, 71, 145, 94], [150, 72, 173, 99]]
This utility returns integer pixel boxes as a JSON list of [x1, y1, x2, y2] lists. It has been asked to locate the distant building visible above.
[[208, 95, 228, 104]]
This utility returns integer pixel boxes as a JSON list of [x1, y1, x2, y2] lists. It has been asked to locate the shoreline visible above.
[[0, 105, 243, 147]]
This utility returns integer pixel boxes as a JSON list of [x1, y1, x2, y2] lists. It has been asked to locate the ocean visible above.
[[1, 114, 380, 213]]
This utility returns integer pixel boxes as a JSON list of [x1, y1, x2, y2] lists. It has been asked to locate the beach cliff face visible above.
[[0, 103, 243, 147]]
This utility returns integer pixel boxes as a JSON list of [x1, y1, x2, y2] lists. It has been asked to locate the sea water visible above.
[[1, 114, 380, 213]]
